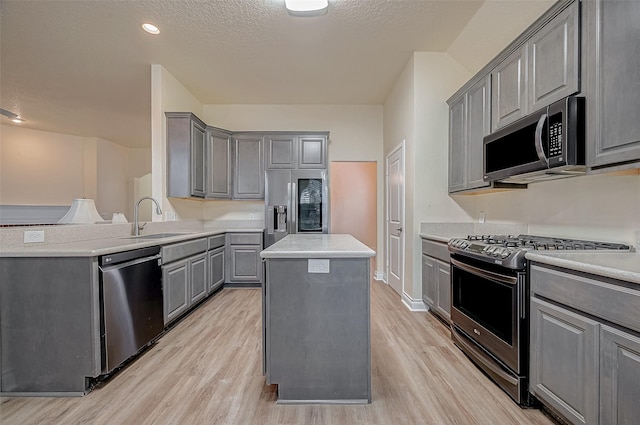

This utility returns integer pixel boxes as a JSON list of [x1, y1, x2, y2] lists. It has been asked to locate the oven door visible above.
[[450, 256, 525, 374]]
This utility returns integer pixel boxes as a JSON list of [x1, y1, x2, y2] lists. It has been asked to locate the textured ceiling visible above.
[[1, 0, 552, 148]]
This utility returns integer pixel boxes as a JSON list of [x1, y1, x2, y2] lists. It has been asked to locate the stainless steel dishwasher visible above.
[[99, 246, 163, 373]]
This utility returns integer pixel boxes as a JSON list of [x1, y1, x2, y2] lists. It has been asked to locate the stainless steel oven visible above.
[[448, 234, 631, 407], [450, 255, 529, 404]]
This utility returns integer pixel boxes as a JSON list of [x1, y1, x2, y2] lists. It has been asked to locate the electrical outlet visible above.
[[24, 230, 45, 243], [165, 211, 177, 221], [249, 213, 254, 220], [479, 211, 486, 224], [308, 259, 330, 273]]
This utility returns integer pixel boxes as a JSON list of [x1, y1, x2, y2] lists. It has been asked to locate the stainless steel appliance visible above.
[[448, 235, 630, 405], [99, 246, 164, 374], [484, 96, 585, 184], [265, 169, 329, 247]]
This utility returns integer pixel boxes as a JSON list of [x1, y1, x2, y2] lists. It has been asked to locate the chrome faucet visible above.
[[134, 197, 163, 236]]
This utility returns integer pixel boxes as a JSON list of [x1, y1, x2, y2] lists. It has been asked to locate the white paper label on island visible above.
[[308, 259, 330, 273]]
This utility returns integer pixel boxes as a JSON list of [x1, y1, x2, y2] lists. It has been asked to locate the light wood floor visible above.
[[1, 281, 555, 425]]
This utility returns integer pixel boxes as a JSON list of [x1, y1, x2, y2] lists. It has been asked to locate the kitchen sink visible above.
[[121, 233, 194, 240]]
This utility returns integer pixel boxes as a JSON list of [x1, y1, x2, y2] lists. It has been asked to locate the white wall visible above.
[[151, 64, 205, 221], [0, 124, 149, 220], [383, 53, 474, 302], [203, 104, 385, 272]]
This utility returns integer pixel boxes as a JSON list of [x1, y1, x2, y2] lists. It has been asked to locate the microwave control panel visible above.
[[548, 120, 563, 157]]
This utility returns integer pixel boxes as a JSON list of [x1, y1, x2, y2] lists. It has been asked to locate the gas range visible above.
[[448, 234, 631, 270]]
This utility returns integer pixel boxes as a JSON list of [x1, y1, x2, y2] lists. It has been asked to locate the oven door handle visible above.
[[450, 257, 518, 286]]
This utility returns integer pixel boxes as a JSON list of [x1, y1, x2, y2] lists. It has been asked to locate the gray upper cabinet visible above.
[[491, 45, 528, 132], [528, 0, 580, 112], [206, 129, 232, 199], [448, 75, 491, 193], [266, 135, 296, 169], [448, 94, 466, 193], [166, 112, 207, 198], [233, 135, 264, 199], [584, 0, 640, 169], [298, 135, 327, 169]]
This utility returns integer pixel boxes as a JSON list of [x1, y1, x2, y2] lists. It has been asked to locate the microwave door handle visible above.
[[291, 182, 297, 234], [534, 113, 549, 166]]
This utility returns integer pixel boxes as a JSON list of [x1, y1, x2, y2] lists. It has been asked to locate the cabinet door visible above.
[[233, 136, 264, 199], [492, 45, 528, 131], [266, 135, 296, 169], [206, 131, 232, 198], [208, 247, 225, 293], [600, 325, 640, 425], [421, 254, 436, 308], [228, 245, 262, 283], [466, 75, 491, 189], [190, 120, 206, 198], [528, 0, 579, 112], [163, 259, 190, 325], [448, 94, 466, 193], [435, 259, 451, 323], [530, 297, 599, 425], [585, 0, 640, 168], [298, 136, 327, 169], [189, 253, 207, 304]]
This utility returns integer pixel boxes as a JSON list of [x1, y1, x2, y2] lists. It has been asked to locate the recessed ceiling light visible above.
[[142, 23, 160, 35], [12, 118, 24, 124], [285, 0, 328, 17]]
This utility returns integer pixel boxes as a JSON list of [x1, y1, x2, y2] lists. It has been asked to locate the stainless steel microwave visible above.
[[483, 96, 585, 184]]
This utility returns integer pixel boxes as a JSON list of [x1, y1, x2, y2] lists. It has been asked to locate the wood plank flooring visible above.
[[0, 281, 555, 425]]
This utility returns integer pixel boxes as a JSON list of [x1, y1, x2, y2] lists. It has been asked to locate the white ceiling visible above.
[[1, 0, 553, 148]]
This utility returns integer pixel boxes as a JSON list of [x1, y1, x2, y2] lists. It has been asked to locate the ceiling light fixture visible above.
[[285, 0, 328, 17], [142, 23, 160, 35], [0, 108, 25, 123]]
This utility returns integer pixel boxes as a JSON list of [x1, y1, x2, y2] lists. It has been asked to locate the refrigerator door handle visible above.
[[291, 182, 296, 234]]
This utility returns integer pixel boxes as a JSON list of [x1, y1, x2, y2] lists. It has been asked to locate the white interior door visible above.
[[386, 144, 404, 295]]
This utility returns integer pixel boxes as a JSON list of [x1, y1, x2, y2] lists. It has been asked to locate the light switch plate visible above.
[[308, 259, 330, 273], [24, 230, 45, 243]]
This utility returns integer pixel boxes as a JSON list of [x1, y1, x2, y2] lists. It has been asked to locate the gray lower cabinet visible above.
[[530, 263, 640, 425], [233, 135, 264, 199], [166, 112, 207, 198], [208, 247, 225, 293], [163, 259, 190, 324], [530, 297, 599, 425], [584, 0, 640, 169], [162, 238, 208, 325], [600, 325, 640, 425], [225, 232, 263, 284], [420, 238, 451, 324], [206, 128, 232, 199]]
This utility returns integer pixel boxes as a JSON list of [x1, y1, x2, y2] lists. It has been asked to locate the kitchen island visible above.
[[260, 234, 375, 404]]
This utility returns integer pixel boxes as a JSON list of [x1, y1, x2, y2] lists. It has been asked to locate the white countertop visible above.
[[260, 234, 375, 259], [0, 228, 263, 258], [526, 251, 640, 285]]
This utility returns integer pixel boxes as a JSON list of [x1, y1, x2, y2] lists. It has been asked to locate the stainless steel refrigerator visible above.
[[264, 169, 329, 247]]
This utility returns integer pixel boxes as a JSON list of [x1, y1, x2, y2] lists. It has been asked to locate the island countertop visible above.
[[260, 234, 375, 259]]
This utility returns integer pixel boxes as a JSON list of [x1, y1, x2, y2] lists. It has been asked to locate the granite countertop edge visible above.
[[419, 233, 455, 243], [0, 228, 264, 258], [526, 251, 640, 285]]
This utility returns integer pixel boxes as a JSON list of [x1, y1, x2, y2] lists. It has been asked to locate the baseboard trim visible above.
[[401, 292, 428, 312], [373, 271, 385, 281]]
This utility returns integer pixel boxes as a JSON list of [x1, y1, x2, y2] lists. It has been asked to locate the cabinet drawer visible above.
[[208, 234, 225, 250], [162, 238, 207, 264], [421, 239, 450, 263], [227, 233, 262, 245], [531, 264, 640, 333]]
